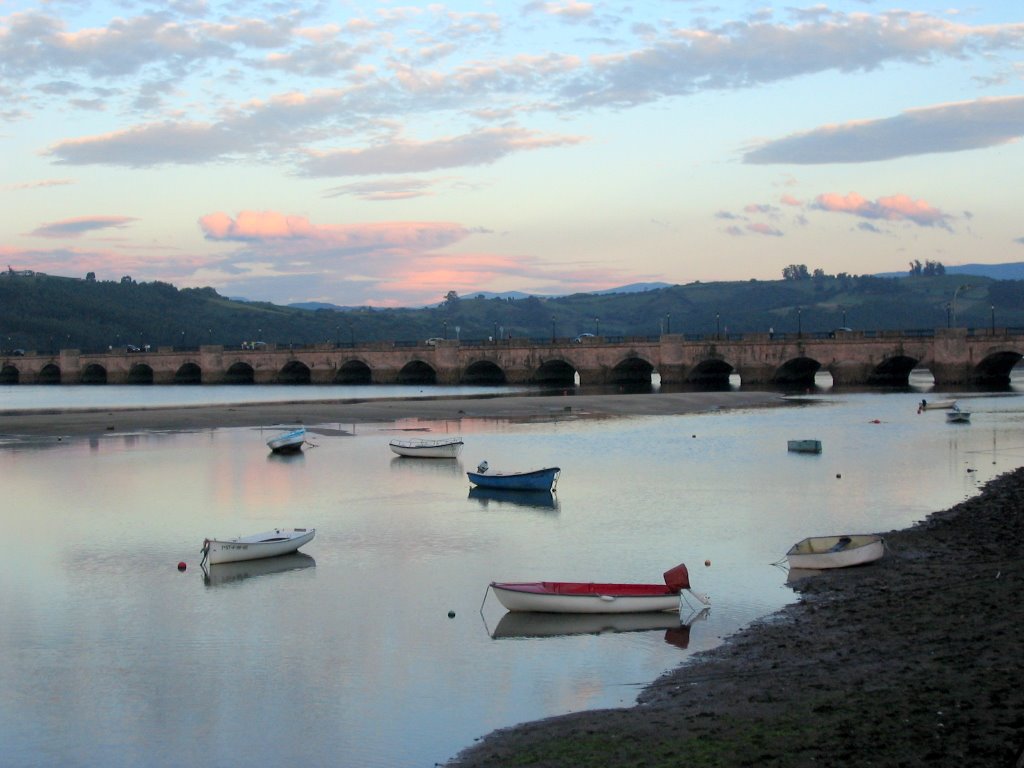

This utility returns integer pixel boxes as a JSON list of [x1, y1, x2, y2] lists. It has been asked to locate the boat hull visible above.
[[389, 438, 463, 458], [204, 528, 316, 565], [946, 411, 971, 423], [787, 439, 822, 454], [267, 428, 306, 454], [490, 582, 680, 614], [786, 534, 884, 570], [467, 467, 560, 491]]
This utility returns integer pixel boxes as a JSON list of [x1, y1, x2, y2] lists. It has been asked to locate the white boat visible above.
[[201, 527, 316, 565], [787, 439, 822, 454], [917, 398, 957, 413], [946, 406, 971, 423], [389, 436, 464, 458], [267, 427, 306, 454], [488, 563, 710, 614], [785, 534, 884, 570]]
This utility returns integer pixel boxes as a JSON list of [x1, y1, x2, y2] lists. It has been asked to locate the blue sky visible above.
[[3, 0, 1023, 306]]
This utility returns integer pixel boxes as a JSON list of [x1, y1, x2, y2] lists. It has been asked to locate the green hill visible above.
[[1, 268, 1019, 355]]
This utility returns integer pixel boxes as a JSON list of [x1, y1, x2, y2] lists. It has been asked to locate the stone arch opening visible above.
[[0, 364, 18, 384], [127, 363, 154, 384], [610, 357, 655, 392], [335, 360, 372, 384], [81, 363, 107, 384], [685, 359, 734, 390], [174, 362, 202, 384], [398, 360, 437, 385], [462, 360, 507, 385], [974, 351, 1023, 387], [534, 359, 576, 387], [867, 355, 918, 386], [39, 363, 61, 384], [278, 360, 311, 384], [772, 356, 822, 389], [225, 362, 255, 384]]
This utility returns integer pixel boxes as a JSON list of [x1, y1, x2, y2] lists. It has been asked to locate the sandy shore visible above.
[[0, 390, 784, 438], [447, 468, 1024, 767]]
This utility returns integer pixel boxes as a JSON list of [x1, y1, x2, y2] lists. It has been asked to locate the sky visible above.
[[2, 1, 1023, 308]]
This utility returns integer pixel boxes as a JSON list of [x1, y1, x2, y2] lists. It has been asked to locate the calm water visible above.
[[3, 387, 1024, 767]]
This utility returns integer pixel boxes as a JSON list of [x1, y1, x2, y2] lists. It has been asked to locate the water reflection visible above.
[[468, 486, 559, 510], [267, 449, 306, 464], [490, 607, 709, 649], [390, 455, 466, 477], [202, 553, 316, 587]]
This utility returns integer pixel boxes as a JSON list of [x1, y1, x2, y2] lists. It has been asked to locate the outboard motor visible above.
[[477, 460, 489, 473]]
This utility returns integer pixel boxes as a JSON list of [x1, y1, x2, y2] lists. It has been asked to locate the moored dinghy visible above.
[[785, 534, 884, 570], [488, 563, 711, 614], [389, 436, 464, 458], [267, 426, 306, 454], [467, 460, 560, 491], [201, 527, 316, 565], [787, 439, 822, 454], [946, 404, 971, 423]]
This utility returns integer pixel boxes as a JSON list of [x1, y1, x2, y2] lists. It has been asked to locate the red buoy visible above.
[[177, 561, 187, 572]]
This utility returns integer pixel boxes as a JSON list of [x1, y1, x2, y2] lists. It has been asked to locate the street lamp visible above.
[[493, 321, 498, 341], [595, 317, 599, 336], [945, 304, 951, 328], [991, 305, 995, 335], [716, 312, 720, 339], [797, 308, 802, 338], [443, 319, 448, 340], [551, 315, 556, 343], [841, 306, 847, 327], [666, 313, 671, 334]]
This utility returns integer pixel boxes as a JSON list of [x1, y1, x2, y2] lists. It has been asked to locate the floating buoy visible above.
[[704, 559, 711, 567], [177, 561, 187, 572], [447, 610, 456, 618], [836, 474, 842, 479]]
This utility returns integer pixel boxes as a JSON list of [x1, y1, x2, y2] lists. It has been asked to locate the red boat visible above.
[[489, 563, 710, 614]]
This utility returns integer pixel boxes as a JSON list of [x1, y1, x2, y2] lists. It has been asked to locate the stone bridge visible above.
[[2, 328, 1022, 389]]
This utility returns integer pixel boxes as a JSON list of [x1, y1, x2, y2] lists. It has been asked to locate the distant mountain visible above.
[[288, 301, 364, 311], [877, 262, 1024, 280], [594, 282, 673, 295]]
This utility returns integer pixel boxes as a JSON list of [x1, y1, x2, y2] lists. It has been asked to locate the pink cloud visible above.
[[780, 194, 802, 206], [812, 192, 953, 229]]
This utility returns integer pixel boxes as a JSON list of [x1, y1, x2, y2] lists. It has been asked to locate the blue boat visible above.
[[467, 461, 560, 492]]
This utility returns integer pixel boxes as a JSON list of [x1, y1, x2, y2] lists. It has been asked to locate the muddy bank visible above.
[[447, 468, 1024, 767]]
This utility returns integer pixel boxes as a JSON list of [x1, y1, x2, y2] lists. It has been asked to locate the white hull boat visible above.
[[918, 399, 957, 413], [786, 534, 884, 570], [201, 527, 315, 565], [267, 427, 306, 454], [488, 563, 710, 614], [389, 437, 464, 458]]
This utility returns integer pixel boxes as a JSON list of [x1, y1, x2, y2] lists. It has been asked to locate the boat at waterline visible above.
[[202, 552, 316, 587], [467, 462, 560, 491], [488, 563, 710, 614], [201, 527, 316, 565], [946, 406, 971, 423], [267, 427, 306, 454], [389, 436, 464, 458], [785, 534, 884, 570], [918, 398, 957, 413], [787, 439, 822, 454]]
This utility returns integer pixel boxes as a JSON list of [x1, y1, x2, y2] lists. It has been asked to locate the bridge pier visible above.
[[828, 361, 874, 387], [930, 361, 976, 386], [733, 363, 775, 386]]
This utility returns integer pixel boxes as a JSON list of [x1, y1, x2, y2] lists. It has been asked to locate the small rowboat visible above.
[[201, 527, 316, 565], [488, 563, 710, 614], [389, 437, 464, 458], [787, 439, 822, 454], [467, 462, 560, 491], [946, 406, 971, 423], [917, 398, 957, 413], [785, 534, 884, 570], [267, 427, 306, 454]]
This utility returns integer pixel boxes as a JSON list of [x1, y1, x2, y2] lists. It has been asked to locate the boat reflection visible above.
[[389, 455, 465, 477], [468, 486, 559, 510], [491, 607, 709, 648], [267, 450, 306, 464], [201, 552, 316, 586]]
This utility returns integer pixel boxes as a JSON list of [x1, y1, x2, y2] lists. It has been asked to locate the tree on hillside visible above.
[[908, 259, 946, 276], [782, 264, 810, 281]]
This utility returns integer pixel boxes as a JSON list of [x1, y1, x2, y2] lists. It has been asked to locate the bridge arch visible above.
[[534, 359, 576, 387], [127, 363, 154, 384], [686, 358, 734, 389], [867, 355, 918, 386], [225, 362, 255, 384], [175, 362, 202, 384], [278, 360, 311, 384], [773, 356, 821, 388], [39, 363, 61, 384], [0, 364, 17, 384], [462, 360, 507, 385], [398, 360, 437, 385], [974, 350, 1023, 387], [81, 363, 107, 384], [335, 359, 372, 384]]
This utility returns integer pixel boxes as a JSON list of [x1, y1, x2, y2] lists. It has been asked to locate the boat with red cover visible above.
[[488, 563, 710, 614]]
